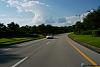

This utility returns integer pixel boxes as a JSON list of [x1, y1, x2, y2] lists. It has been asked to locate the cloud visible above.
[[58, 17, 66, 23], [0, 14, 7, 17], [44, 16, 76, 26], [65, 16, 79, 25], [2, 0, 49, 25], [5, 0, 48, 12], [45, 17, 56, 24], [1, 0, 90, 26], [64, 11, 90, 26], [46, 11, 89, 26], [0, 17, 32, 26]]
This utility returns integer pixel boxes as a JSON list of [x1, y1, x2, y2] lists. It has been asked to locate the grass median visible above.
[[68, 33, 100, 48], [0, 35, 44, 47]]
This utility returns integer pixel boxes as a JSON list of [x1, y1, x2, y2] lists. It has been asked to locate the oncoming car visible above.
[[46, 35, 54, 39]]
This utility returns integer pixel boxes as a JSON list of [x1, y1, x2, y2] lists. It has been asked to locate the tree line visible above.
[[70, 6, 100, 36], [0, 22, 68, 38], [1, 6, 100, 37]]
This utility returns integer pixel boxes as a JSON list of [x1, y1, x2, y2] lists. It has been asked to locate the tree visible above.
[[7, 22, 20, 33], [20, 25, 32, 34], [37, 24, 46, 35], [0, 22, 69, 37], [73, 6, 100, 35], [83, 7, 100, 30], [0, 23, 6, 33], [74, 21, 84, 34]]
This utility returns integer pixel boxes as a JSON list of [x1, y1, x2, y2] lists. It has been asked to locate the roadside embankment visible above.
[[68, 33, 100, 54]]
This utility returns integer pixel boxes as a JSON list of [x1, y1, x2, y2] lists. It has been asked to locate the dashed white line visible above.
[[11, 46, 42, 67], [18, 44, 28, 47], [2, 48, 11, 51], [12, 56, 28, 67], [46, 42, 50, 45], [11, 39, 46, 67], [18, 38, 46, 47]]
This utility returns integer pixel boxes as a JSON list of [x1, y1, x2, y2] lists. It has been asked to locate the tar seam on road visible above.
[[12, 57, 28, 67], [66, 37, 100, 67]]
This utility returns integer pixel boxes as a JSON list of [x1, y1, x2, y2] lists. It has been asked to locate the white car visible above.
[[46, 35, 53, 39]]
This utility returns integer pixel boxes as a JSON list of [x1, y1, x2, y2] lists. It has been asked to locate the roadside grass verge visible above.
[[68, 33, 100, 48], [0, 37, 33, 44], [0, 35, 44, 47]]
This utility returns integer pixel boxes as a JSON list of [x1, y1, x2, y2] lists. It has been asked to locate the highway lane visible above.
[[0, 38, 48, 67], [0, 34, 100, 67]]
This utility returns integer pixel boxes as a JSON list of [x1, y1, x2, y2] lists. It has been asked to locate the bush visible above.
[[92, 30, 100, 37], [0, 33, 40, 38], [80, 30, 92, 35]]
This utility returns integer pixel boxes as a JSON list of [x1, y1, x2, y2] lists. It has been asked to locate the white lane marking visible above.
[[11, 39, 46, 67], [2, 48, 11, 51], [11, 45, 42, 67], [18, 44, 28, 47], [46, 42, 50, 45], [12, 57, 28, 67], [18, 38, 46, 47]]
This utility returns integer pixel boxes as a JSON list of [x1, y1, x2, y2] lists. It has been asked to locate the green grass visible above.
[[0, 37, 34, 45], [0, 34, 45, 47], [69, 33, 100, 48]]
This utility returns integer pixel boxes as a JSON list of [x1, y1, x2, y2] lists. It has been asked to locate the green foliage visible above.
[[73, 6, 100, 35], [74, 21, 84, 34], [67, 26, 74, 32], [0, 22, 68, 38], [80, 30, 92, 35], [0, 23, 7, 33], [7, 22, 20, 33], [92, 29, 100, 37], [83, 7, 100, 30], [0, 37, 33, 47]]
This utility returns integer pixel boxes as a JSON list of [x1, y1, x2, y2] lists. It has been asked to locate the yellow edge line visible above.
[[66, 38, 100, 67]]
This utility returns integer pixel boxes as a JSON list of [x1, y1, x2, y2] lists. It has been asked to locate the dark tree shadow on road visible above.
[[0, 44, 20, 48], [0, 50, 23, 64]]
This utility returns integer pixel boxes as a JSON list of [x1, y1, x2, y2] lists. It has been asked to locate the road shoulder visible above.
[[68, 33, 100, 54]]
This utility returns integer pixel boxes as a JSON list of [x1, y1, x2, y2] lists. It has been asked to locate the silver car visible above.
[[46, 35, 53, 39]]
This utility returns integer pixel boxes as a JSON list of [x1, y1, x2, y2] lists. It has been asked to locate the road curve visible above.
[[0, 34, 100, 67]]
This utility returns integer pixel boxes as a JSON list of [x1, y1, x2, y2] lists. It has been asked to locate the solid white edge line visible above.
[[12, 57, 28, 67]]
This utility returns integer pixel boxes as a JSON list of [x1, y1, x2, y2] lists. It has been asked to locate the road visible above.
[[0, 34, 100, 67]]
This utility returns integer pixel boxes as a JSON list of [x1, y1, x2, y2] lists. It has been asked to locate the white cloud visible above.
[[80, 12, 89, 22], [65, 16, 79, 25], [0, 14, 7, 17], [0, 17, 32, 26], [2, 0, 49, 25], [1, 0, 90, 26], [44, 16, 78, 26], [64, 11, 89, 26], [48, 11, 89, 26], [32, 11, 44, 25]]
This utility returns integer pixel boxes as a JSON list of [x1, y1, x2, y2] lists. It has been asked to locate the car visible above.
[[46, 35, 53, 39]]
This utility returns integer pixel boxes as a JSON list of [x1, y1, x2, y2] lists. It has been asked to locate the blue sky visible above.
[[0, 0, 100, 26]]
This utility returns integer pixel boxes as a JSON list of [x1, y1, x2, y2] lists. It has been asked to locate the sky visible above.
[[0, 0, 100, 26]]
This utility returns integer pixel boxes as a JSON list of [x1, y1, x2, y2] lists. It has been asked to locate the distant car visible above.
[[46, 35, 53, 39]]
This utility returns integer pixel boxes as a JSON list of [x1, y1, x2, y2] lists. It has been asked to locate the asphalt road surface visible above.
[[0, 34, 100, 67]]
